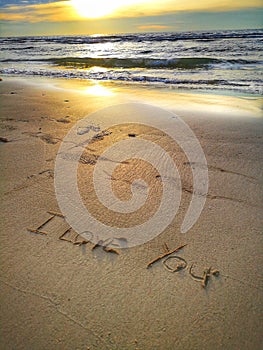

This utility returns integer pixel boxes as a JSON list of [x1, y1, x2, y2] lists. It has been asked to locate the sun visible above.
[[70, 0, 122, 18]]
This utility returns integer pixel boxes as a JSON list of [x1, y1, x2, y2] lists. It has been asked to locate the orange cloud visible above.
[[0, 0, 262, 23], [116, 0, 263, 18], [0, 1, 78, 22], [138, 25, 170, 30]]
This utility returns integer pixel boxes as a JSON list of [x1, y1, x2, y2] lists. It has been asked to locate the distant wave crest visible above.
[[1, 57, 259, 69], [51, 57, 261, 69]]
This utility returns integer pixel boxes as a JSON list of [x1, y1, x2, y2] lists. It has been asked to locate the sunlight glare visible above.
[[84, 83, 113, 96], [70, 0, 149, 19], [71, 0, 122, 18]]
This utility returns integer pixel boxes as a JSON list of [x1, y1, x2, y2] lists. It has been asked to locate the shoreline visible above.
[[2, 74, 263, 97], [1, 75, 262, 118]]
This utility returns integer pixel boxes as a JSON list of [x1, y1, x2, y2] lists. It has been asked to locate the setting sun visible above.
[[71, 0, 123, 18], [70, 0, 153, 19]]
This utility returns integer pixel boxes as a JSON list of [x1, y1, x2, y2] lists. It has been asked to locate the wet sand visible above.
[[0, 77, 262, 350]]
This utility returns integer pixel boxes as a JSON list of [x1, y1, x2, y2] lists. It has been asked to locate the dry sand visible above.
[[0, 77, 262, 350]]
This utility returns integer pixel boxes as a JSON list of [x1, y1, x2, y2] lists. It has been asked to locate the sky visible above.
[[0, 0, 262, 36]]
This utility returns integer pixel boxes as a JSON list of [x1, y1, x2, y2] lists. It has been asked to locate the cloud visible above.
[[0, 1, 78, 22], [137, 25, 170, 30], [120, 0, 263, 18], [0, 0, 262, 23]]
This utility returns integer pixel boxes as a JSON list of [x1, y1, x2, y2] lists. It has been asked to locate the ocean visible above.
[[0, 29, 262, 94]]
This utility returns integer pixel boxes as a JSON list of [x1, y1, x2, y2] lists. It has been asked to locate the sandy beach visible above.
[[0, 76, 262, 350]]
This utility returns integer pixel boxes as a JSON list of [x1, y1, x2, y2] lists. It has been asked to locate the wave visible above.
[[51, 57, 261, 69], [1, 67, 262, 94], [0, 46, 35, 51], [51, 57, 221, 69], [1, 57, 258, 69], [1, 29, 262, 45]]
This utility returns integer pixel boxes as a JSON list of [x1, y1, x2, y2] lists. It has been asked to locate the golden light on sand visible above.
[[70, 0, 122, 18], [84, 83, 113, 96]]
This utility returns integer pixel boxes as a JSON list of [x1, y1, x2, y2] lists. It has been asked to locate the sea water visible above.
[[0, 29, 262, 94]]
